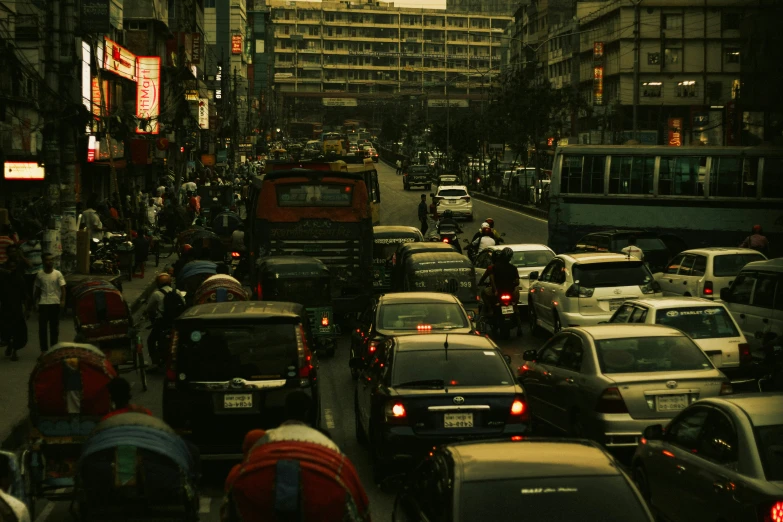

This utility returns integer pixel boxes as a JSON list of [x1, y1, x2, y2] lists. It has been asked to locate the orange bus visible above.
[[250, 167, 374, 313]]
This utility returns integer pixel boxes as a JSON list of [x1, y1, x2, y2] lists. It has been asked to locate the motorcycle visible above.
[[436, 223, 462, 254], [478, 289, 523, 340]]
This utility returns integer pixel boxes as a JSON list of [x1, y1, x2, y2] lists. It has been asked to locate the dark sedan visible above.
[[352, 333, 530, 483]]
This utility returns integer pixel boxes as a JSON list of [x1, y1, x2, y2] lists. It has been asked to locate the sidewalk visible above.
[[0, 266, 160, 450], [471, 191, 548, 220]]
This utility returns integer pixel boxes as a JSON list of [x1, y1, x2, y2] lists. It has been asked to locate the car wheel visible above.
[[633, 465, 651, 505], [553, 312, 562, 334], [354, 394, 367, 445]]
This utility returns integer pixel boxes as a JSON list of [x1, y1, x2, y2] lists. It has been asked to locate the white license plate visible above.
[[444, 413, 473, 428], [656, 395, 687, 412], [501, 306, 515, 315], [224, 394, 253, 409]]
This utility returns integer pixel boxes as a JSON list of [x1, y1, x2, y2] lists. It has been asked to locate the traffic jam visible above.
[[2, 145, 782, 522]]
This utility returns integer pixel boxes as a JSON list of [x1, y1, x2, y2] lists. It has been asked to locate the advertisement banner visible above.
[[192, 33, 202, 64], [80, 0, 111, 33], [4, 162, 45, 180], [81, 42, 92, 115], [427, 99, 469, 108], [322, 98, 358, 107], [198, 98, 209, 129], [593, 66, 604, 106], [232, 34, 242, 54], [91, 78, 109, 118], [668, 118, 683, 146], [103, 37, 137, 81], [136, 56, 161, 134]]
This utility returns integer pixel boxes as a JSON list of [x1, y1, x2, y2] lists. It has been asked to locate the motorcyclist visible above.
[[145, 273, 175, 365], [437, 209, 462, 234], [491, 247, 520, 306], [478, 250, 499, 316], [471, 223, 497, 255], [471, 218, 502, 244], [173, 244, 195, 280]]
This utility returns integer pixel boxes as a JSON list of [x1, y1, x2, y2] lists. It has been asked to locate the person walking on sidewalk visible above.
[[418, 194, 429, 235], [0, 257, 29, 361], [33, 253, 66, 353]]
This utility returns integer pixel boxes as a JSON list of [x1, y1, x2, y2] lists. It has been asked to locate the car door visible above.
[[549, 334, 587, 430], [538, 259, 566, 327], [687, 254, 708, 297], [644, 406, 711, 520], [678, 408, 754, 522], [675, 255, 697, 296], [726, 272, 777, 355], [522, 334, 569, 429], [659, 254, 687, 296], [530, 260, 558, 323], [628, 305, 650, 324], [357, 350, 387, 436]]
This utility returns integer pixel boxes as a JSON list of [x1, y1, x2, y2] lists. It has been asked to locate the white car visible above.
[[528, 253, 663, 334], [435, 185, 473, 220], [608, 297, 750, 374], [655, 248, 766, 300], [473, 244, 556, 306]]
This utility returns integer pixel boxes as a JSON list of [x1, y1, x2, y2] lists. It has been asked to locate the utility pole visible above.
[[233, 67, 239, 165], [631, 0, 642, 141], [44, 0, 61, 209]]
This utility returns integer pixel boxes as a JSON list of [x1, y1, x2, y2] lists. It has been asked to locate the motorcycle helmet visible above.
[[443, 209, 453, 219], [481, 222, 491, 232], [501, 247, 514, 263], [180, 243, 193, 256], [486, 218, 494, 228], [156, 273, 172, 288]]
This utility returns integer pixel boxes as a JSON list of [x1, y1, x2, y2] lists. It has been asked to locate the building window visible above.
[[664, 47, 681, 66], [284, 26, 289, 35], [647, 52, 660, 65], [722, 12, 741, 31], [663, 14, 682, 30], [642, 81, 662, 97], [676, 80, 697, 97], [725, 48, 741, 64], [204, 0, 215, 7]]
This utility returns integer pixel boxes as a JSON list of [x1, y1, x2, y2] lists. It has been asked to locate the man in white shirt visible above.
[[33, 253, 67, 353], [471, 222, 497, 254], [81, 196, 105, 243], [621, 236, 645, 261]]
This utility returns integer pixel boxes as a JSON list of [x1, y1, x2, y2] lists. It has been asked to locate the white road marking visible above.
[[476, 198, 548, 223], [324, 408, 336, 429], [34, 502, 55, 522], [199, 497, 212, 513]]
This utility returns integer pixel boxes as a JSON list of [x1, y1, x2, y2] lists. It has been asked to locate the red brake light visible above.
[[392, 403, 406, 416], [461, 196, 470, 202], [511, 435, 524, 441], [368, 340, 382, 353], [298, 324, 313, 378], [256, 283, 262, 300], [385, 401, 407, 423], [442, 238, 449, 243], [739, 343, 752, 365], [500, 293, 512, 305], [417, 324, 432, 332], [510, 399, 525, 415], [595, 387, 629, 414], [769, 501, 783, 522], [507, 396, 530, 423], [231, 251, 241, 258], [703, 280, 713, 295], [321, 315, 329, 327]]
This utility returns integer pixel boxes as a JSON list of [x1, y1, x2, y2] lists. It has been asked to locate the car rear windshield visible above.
[[264, 279, 331, 306], [276, 183, 353, 207], [393, 350, 512, 387], [755, 424, 783, 481], [655, 306, 739, 339], [176, 324, 298, 381], [512, 250, 554, 268], [438, 189, 467, 197], [379, 303, 469, 330], [573, 261, 652, 288], [595, 336, 713, 374], [459, 476, 651, 522], [409, 167, 430, 174], [712, 253, 766, 277]]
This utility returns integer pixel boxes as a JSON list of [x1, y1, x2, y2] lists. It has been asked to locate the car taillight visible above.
[[384, 401, 407, 423], [500, 293, 512, 305], [703, 280, 713, 296], [461, 196, 470, 202], [321, 314, 329, 327], [595, 387, 629, 414], [368, 339, 382, 354], [417, 324, 432, 332], [231, 251, 241, 258], [297, 324, 314, 379], [720, 382, 733, 395], [442, 238, 450, 243], [765, 501, 783, 522], [165, 329, 179, 387], [565, 284, 594, 298], [256, 283, 263, 300], [507, 396, 530, 423], [737, 343, 752, 365]]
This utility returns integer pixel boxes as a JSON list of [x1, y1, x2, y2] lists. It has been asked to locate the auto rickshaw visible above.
[[390, 241, 459, 293], [401, 252, 479, 321], [193, 274, 249, 304], [254, 256, 339, 356], [371, 226, 423, 293]]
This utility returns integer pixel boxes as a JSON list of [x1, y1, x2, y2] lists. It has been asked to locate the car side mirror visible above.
[[528, 271, 539, 281], [522, 349, 537, 361], [642, 424, 664, 441], [503, 354, 512, 365], [349, 357, 363, 370], [719, 287, 731, 302]]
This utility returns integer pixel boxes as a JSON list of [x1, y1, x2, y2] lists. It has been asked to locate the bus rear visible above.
[[252, 170, 374, 313]]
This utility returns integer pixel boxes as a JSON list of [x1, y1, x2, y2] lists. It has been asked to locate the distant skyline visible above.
[[287, 0, 448, 8]]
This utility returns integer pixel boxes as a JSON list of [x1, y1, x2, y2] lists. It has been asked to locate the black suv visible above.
[[162, 301, 319, 458], [404, 165, 432, 191], [574, 229, 676, 273]]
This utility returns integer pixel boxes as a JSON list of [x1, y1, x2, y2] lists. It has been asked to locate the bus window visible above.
[[609, 156, 654, 195], [276, 184, 353, 207], [709, 157, 746, 197], [659, 156, 704, 196], [560, 155, 605, 194], [762, 156, 783, 198]]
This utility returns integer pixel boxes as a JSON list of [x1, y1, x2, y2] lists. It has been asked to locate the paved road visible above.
[[31, 162, 554, 522]]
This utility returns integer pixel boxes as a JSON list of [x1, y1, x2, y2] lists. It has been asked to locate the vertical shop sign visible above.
[[136, 57, 161, 134], [668, 118, 683, 146]]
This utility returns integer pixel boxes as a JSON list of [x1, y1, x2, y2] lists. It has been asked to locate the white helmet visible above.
[[481, 222, 491, 229]]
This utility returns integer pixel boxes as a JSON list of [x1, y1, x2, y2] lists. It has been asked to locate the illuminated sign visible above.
[[103, 37, 137, 81], [87, 135, 98, 162], [593, 42, 604, 60], [668, 118, 683, 147], [215, 89, 222, 100], [192, 33, 201, 64], [198, 98, 209, 129], [232, 34, 242, 54], [81, 42, 92, 115], [4, 162, 45, 180], [185, 90, 199, 101], [136, 56, 161, 134], [593, 66, 604, 106], [92, 77, 109, 118]]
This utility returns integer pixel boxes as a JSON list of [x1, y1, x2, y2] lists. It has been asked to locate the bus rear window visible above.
[[276, 184, 353, 207]]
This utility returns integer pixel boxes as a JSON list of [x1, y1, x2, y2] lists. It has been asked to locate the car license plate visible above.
[[656, 395, 687, 412], [501, 306, 515, 315], [224, 394, 253, 409], [444, 413, 473, 428]]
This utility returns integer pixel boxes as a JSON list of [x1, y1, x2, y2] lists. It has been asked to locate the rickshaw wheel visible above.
[[138, 352, 148, 391]]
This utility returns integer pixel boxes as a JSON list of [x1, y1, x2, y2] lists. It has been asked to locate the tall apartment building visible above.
[[268, 0, 513, 112]]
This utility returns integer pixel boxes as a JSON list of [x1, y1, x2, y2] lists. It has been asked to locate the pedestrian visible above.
[[81, 195, 105, 246], [396, 159, 402, 175], [0, 223, 18, 265], [621, 236, 645, 261], [739, 225, 770, 256], [18, 235, 43, 299], [33, 253, 66, 353], [418, 194, 429, 235], [0, 257, 29, 361], [429, 192, 438, 219]]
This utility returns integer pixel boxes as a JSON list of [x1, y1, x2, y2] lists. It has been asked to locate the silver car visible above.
[[518, 324, 732, 448], [632, 393, 783, 522]]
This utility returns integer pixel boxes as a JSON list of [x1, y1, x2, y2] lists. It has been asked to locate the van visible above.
[[162, 301, 319, 458], [719, 258, 783, 357]]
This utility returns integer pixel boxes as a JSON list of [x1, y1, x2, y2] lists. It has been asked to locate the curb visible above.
[[471, 192, 548, 220], [0, 276, 159, 452]]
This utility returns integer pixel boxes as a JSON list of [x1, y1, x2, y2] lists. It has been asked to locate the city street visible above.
[[21, 160, 554, 522]]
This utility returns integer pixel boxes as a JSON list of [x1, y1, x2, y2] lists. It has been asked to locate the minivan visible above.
[[162, 301, 319, 458], [574, 230, 674, 274]]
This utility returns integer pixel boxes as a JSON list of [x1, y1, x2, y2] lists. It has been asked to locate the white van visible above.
[[720, 258, 783, 358]]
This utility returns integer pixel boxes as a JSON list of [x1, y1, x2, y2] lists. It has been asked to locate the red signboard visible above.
[[232, 34, 242, 54], [192, 33, 202, 64], [593, 42, 604, 59], [593, 66, 604, 105], [102, 37, 137, 81], [91, 78, 109, 118], [668, 118, 683, 146]]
